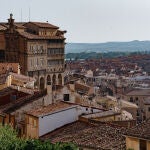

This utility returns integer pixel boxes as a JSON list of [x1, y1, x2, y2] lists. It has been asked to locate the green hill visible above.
[[65, 40, 150, 54]]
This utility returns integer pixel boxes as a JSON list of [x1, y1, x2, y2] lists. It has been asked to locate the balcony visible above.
[[47, 43, 64, 48], [28, 65, 46, 72], [47, 65, 64, 73], [47, 54, 64, 59]]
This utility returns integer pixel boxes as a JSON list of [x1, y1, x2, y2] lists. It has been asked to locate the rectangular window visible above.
[[47, 48, 52, 55], [37, 58, 39, 65], [40, 58, 44, 66], [34, 58, 37, 67], [40, 45, 43, 50], [30, 45, 31, 51], [30, 59, 32, 66], [47, 48, 64, 55]]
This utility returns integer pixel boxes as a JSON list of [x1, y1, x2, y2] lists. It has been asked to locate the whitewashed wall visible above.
[[77, 106, 102, 116], [39, 107, 77, 136]]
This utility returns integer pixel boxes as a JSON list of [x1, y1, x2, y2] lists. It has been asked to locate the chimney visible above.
[[69, 80, 75, 92], [43, 85, 53, 106]]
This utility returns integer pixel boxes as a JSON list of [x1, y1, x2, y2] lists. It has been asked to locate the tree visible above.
[[0, 124, 78, 150], [0, 124, 22, 150]]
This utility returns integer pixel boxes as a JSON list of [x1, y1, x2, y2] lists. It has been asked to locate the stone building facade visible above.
[[0, 14, 66, 90], [0, 24, 6, 62]]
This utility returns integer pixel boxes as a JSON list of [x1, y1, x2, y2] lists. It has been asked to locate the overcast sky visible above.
[[1, 0, 150, 43]]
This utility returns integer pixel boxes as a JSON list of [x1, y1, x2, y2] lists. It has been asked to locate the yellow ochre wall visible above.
[[25, 114, 39, 139], [147, 141, 150, 150], [126, 136, 150, 150], [126, 137, 139, 150]]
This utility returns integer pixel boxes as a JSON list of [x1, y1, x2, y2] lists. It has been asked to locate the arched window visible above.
[[40, 77, 45, 90], [135, 97, 138, 101], [52, 74, 56, 85], [58, 74, 62, 85], [47, 75, 51, 85]]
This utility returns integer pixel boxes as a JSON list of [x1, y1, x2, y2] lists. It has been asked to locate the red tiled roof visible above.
[[125, 119, 150, 140], [0, 22, 26, 29], [126, 89, 150, 96], [0, 90, 46, 113], [27, 22, 59, 29], [0, 63, 19, 74], [40, 121, 126, 150], [75, 83, 90, 93], [26, 101, 77, 117], [40, 121, 93, 140], [0, 24, 7, 31], [14, 23, 26, 29]]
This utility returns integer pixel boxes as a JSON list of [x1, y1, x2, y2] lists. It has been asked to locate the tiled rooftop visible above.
[[0, 90, 46, 113], [126, 89, 150, 96], [69, 93, 104, 110], [0, 24, 7, 31], [28, 22, 58, 29], [125, 118, 150, 140], [41, 121, 126, 150], [14, 23, 26, 29], [0, 22, 25, 29], [40, 121, 93, 141], [26, 101, 77, 117], [82, 110, 120, 119], [0, 63, 19, 74], [1, 20, 65, 40]]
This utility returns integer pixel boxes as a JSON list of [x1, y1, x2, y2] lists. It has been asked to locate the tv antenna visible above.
[[21, 8, 22, 22], [28, 7, 31, 21]]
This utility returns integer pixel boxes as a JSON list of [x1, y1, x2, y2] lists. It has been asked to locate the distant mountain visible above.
[[65, 40, 150, 53]]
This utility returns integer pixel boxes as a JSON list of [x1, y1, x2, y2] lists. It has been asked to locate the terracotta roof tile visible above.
[[126, 89, 150, 96], [125, 119, 150, 140], [26, 101, 77, 117], [14, 23, 26, 29], [41, 121, 126, 150], [28, 22, 59, 29], [0, 63, 19, 74], [0, 90, 46, 113], [0, 24, 7, 31]]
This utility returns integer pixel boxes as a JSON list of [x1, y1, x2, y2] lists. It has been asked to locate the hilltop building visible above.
[[0, 14, 66, 90]]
